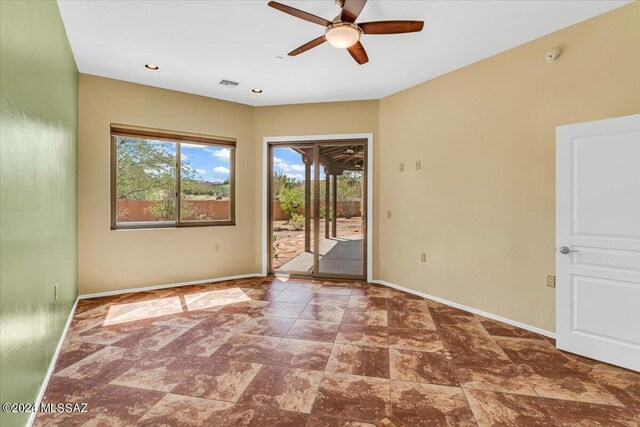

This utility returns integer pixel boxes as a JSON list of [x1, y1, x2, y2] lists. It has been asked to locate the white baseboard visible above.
[[27, 297, 79, 427], [372, 279, 556, 339], [78, 273, 265, 300]]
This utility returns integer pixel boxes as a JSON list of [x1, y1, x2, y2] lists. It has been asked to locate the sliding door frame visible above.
[[263, 133, 374, 282], [267, 141, 316, 277], [312, 140, 368, 281]]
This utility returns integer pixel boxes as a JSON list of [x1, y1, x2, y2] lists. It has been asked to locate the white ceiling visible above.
[[57, 0, 629, 107]]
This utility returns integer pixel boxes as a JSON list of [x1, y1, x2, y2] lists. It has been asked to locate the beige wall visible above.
[[78, 4, 639, 333], [377, 4, 640, 332], [78, 75, 257, 294], [78, 76, 379, 295]]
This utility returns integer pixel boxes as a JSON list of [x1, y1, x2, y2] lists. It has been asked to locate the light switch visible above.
[[416, 160, 421, 170], [420, 253, 427, 262], [400, 163, 405, 172], [386, 211, 392, 219]]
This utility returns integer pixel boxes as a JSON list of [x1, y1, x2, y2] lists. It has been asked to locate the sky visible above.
[[181, 143, 231, 183], [166, 144, 327, 184], [273, 147, 326, 181], [140, 143, 326, 183]]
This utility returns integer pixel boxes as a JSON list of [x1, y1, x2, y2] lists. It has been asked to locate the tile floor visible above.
[[36, 277, 639, 426]]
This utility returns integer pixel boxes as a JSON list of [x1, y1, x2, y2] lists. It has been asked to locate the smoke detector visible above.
[[546, 47, 561, 62]]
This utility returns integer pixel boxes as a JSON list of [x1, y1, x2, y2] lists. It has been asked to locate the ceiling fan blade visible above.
[[347, 41, 369, 65], [288, 36, 326, 56], [268, 1, 331, 27], [359, 20, 424, 34], [340, 0, 367, 23]]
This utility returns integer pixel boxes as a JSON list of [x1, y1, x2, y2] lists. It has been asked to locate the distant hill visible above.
[[183, 179, 230, 198]]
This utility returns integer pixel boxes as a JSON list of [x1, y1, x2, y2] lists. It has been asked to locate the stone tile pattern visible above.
[[36, 278, 640, 426]]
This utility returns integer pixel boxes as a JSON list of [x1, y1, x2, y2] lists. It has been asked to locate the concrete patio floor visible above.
[[276, 236, 363, 277]]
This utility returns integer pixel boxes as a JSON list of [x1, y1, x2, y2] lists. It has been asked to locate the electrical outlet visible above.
[[420, 253, 427, 263], [546, 275, 556, 288], [386, 211, 392, 219], [214, 243, 220, 252], [416, 160, 421, 170], [399, 163, 405, 172]]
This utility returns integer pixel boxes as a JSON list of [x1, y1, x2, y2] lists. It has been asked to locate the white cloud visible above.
[[285, 173, 304, 181], [181, 153, 188, 160], [273, 157, 306, 174], [181, 143, 202, 148], [214, 166, 230, 174], [212, 148, 231, 160], [144, 168, 160, 176], [195, 168, 206, 175]]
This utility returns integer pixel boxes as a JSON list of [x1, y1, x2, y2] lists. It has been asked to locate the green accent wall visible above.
[[0, 1, 78, 426]]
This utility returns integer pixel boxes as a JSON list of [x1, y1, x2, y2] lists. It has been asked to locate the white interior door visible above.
[[556, 114, 640, 372]]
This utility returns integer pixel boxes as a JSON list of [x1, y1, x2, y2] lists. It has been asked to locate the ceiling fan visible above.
[[268, 0, 424, 65]]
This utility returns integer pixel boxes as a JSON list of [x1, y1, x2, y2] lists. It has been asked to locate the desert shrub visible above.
[[337, 171, 361, 218], [289, 213, 305, 231], [279, 186, 304, 218]]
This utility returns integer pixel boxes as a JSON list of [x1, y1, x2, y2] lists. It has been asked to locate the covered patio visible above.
[[278, 235, 363, 276]]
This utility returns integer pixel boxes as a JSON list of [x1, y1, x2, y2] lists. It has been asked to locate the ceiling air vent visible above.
[[218, 79, 239, 88]]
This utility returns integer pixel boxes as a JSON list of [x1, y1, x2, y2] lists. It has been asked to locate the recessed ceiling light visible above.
[[252, 88, 263, 94], [145, 64, 159, 70]]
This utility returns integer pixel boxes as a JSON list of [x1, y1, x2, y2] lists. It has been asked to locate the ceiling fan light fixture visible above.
[[268, 1, 424, 65], [324, 23, 361, 49]]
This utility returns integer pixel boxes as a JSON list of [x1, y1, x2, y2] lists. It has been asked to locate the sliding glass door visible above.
[[269, 144, 314, 276], [313, 142, 366, 279], [269, 140, 367, 280]]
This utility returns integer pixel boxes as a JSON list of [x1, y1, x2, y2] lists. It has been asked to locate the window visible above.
[[111, 124, 235, 229]]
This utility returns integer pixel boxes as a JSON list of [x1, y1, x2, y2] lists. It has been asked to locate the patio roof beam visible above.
[[292, 146, 356, 173]]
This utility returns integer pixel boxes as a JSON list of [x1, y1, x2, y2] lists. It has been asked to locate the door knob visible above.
[[559, 246, 579, 254]]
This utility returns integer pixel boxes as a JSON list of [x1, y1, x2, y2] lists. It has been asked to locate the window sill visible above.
[[111, 221, 236, 230]]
